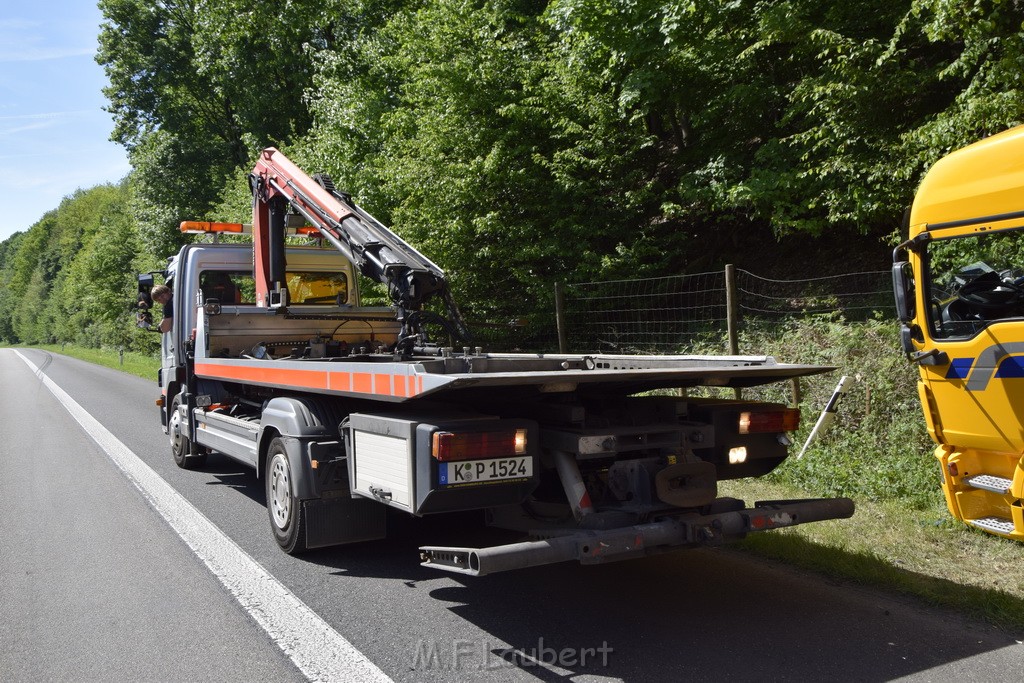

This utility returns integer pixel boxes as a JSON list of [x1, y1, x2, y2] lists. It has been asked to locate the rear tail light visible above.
[[738, 408, 800, 434], [432, 429, 528, 462]]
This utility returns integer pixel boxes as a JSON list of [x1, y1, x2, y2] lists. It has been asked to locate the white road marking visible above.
[[14, 350, 392, 683]]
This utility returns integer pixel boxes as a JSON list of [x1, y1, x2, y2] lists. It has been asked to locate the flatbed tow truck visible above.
[[140, 148, 853, 575]]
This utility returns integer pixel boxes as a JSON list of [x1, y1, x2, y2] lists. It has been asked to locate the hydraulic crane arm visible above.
[[249, 147, 469, 349]]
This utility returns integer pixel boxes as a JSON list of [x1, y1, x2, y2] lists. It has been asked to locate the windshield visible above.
[[926, 230, 1024, 339]]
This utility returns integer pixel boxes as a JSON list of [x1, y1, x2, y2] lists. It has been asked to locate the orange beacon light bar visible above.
[[181, 221, 321, 236]]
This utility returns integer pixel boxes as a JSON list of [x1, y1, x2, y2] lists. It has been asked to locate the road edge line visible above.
[[13, 349, 392, 683]]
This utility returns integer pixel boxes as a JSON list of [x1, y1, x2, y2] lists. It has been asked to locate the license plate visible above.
[[438, 457, 532, 485]]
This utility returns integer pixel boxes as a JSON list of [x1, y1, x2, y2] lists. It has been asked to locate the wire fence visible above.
[[736, 269, 893, 319], [548, 266, 894, 354], [556, 271, 728, 354]]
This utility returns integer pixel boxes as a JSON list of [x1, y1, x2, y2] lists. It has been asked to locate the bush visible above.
[[728, 316, 939, 509]]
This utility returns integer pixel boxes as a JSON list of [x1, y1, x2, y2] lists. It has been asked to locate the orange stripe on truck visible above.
[[194, 363, 417, 398]]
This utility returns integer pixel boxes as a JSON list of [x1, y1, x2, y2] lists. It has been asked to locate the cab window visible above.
[[927, 230, 1024, 339], [198, 270, 348, 306], [199, 271, 255, 304], [286, 271, 349, 305]]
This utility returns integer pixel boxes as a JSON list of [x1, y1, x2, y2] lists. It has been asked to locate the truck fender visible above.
[[257, 397, 340, 500]]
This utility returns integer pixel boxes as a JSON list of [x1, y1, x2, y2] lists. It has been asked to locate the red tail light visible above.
[[738, 408, 800, 434], [431, 429, 527, 462]]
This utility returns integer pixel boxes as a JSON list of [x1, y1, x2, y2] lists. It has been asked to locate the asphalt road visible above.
[[1, 347, 1022, 682]]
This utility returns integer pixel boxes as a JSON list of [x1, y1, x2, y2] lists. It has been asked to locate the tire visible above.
[[170, 395, 207, 469], [266, 438, 308, 554]]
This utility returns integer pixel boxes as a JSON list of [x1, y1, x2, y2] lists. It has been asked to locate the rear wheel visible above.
[[266, 438, 308, 554], [170, 395, 207, 469]]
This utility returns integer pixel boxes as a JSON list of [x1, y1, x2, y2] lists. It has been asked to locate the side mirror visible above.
[[892, 260, 915, 324], [899, 324, 916, 354], [136, 273, 155, 329]]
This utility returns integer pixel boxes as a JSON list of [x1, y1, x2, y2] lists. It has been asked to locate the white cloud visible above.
[[0, 110, 94, 121], [0, 6, 127, 241], [0, 19, 38, 30], [0, 110, 101, 138], [0, 16, 95, 62], [0, 120, 57, 136], [0, 47, 96, 62]]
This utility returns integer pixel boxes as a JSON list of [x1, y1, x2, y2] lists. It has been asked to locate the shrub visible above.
[[724, 316, 939, 509]]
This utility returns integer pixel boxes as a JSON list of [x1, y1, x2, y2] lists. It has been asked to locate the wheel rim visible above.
[[169, 401, 183, 454], [269, 454, 291, 530]]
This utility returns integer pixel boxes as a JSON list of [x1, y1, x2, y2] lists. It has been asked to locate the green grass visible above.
[[710, 317, 1024, 630], [721, 478, 1024, 630], [5, 342, 160, 381]]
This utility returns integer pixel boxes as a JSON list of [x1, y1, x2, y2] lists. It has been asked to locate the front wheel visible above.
[[170, 395, 207, 469], [266, 438, 308, 554]]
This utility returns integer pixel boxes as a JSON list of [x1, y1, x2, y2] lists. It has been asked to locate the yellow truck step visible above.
[[966, 516, 1016, 536], [964, 474, 1013, 495]]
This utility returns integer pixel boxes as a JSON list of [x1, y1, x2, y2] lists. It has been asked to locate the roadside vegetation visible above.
[[718, 317, 1024, 631], [726, 479, 1024, 631], [19, 343, 160, 381], [4, 1, 1023, 350]]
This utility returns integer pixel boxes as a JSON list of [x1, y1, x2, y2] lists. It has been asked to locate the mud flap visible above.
[[302, 497, 387, 549]]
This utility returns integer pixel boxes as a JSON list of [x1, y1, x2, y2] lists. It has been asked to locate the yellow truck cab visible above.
[[893, 125, 1024, 540]]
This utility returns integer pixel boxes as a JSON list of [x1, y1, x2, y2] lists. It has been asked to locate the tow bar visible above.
[[420, 497, 854, 576]]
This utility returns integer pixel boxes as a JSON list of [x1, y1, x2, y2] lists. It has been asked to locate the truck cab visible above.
[[894, 125, 1024, 540]]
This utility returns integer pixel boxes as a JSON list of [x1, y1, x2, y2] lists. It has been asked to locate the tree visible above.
[[305, 0, 641, 320], [50, 186, 144, 348], [899, 0, 1024, 167], [0, 184, 145, 348], [96, 0, 327, 257], [0, 231, 27, 342]]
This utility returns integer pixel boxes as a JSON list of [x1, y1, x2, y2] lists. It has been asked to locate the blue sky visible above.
[[0, 2, 131, 242]]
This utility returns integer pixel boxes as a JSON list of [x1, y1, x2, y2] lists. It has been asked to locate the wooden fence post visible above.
[[725, 264, 742, 399], [725, 264, 739, 355], [555, 281, 568, 354]]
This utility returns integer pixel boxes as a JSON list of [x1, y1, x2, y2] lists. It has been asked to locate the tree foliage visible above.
[[3, 0, 1024, 347], [95, 0, 324, 255], [0, 184, 150, 349]]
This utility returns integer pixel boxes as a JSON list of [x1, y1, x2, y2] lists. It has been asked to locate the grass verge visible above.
[[722, 478, 1024, 631], [8, 343, 160, 381]]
